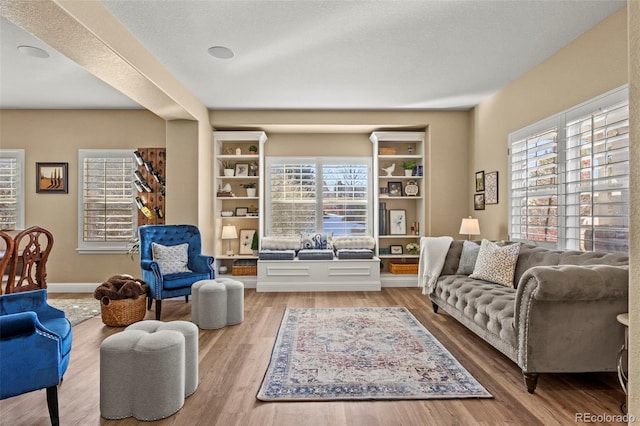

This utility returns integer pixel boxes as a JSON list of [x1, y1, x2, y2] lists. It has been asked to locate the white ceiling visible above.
[[0, 0, 626, 111]]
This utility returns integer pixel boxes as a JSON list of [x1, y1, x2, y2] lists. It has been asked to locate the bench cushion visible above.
[[259, 249, 296, 261], [336, 249, 374, 260], [297, 249, 334, 260]]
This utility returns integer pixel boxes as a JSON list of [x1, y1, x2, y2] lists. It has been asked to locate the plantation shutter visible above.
[[0, 150, 24, 231], [509, 127, 558, 245], [564, 98, 629, 252], [268, 162, 318, 236], [79, 150, 135, 250], [321, 163, 369, 235]]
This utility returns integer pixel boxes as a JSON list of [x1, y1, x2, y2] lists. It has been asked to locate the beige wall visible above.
[[211, 110, 471, 238], [0, 109, 165, 282], [471, 7, 628, 239], [628, 0, 639, 419]]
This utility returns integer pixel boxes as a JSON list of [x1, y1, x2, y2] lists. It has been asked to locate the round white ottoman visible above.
[[100, 329, 185, 421], [126, 320, 199, 396], [191, 280, 227, 329], [216, 278, 244, 325]]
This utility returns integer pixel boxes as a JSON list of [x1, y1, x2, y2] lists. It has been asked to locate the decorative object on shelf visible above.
[[378, 147, 396, 155], [35, 162, 68, 193], [224, 147, 234, 155], [389, 210, 406, 235], [379, 187, 388, 195], [381, 163, 395, 176], [485, 171, 498, 204], [235, 147, 242, 155], [249, 145, 258, 154], [402, 161, 416, 176], [235, 163, 249, 176], [249, 161, 259, 176], [221, 225, 238, 256], [235, 207, 248, 216], [387, 181, 403, 197], [474, 193, 485, 211], [415, 165, 423, 176], [220, 159, 234, 176], [379, 202, 388, 235], [475, 170, 485, 192], [241, 182, 257, 197], [404, 180, 419, 196], [221, 211, 233, 217], [239, 229, 257, 255], [390, 245, 403, 255], [218, 265, 228, 274], [459, 216, 481, 240], [407, 145, 413, 154], [251, 230, 259, 254], [406, 242, 419, 255]]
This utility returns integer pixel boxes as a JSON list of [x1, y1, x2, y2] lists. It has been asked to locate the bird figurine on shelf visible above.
[[381, 163, 395, 177]]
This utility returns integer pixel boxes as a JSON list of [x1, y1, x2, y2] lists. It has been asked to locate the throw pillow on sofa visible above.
[[456, 240, 481, 275], [151, 242, 191, 274], [469, 239, 520, 287]]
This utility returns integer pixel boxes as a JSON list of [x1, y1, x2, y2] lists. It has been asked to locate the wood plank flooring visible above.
[[0, 288, 626, 425]]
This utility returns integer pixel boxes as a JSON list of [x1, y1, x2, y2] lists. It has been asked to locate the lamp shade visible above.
[[459, 217, 480, 236], [221, 225, 238, 240]]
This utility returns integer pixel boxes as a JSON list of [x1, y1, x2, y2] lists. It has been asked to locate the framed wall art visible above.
[[485, 171, 498, 204], [387, 181, 403, 197], [389, 209, 407, 235], [474, 193, 485, 210], [390, 245, 403, 255], [239, 229, 257, 255], [234, 163, 249, 177], [36, 162, 68, 193], [475, 170, 485, 192]]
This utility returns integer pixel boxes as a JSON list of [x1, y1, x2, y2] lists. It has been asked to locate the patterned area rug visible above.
[[257, 307, 492, 401], [48, 298, 101, 326]]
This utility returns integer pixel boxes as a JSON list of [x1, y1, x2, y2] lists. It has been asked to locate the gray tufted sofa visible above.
[[429, 240, 629, 393]]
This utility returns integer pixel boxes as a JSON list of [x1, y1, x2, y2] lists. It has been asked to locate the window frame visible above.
[[77, 149, 137, 254], [508, 85, 629, 252], [0, 149, 25, 231]]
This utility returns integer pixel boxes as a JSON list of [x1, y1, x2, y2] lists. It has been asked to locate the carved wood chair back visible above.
[[5, 226, 54, 294]]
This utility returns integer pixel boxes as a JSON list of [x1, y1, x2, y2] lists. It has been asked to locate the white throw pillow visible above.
[[152, 242, 191, 274], [469, 239, 520, 287]]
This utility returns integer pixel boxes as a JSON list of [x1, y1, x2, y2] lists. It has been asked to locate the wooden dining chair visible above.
[[0, 231, 15, 288], [5, 226, 54, 294]]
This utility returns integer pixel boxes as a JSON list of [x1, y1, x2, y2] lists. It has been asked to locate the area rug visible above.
[[48, 298, 101, 326], [257, 307, 492, 401]]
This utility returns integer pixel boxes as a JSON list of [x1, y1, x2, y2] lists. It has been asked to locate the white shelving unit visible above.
[[370, 131, 426, 285], [213, 131, 268, 281]]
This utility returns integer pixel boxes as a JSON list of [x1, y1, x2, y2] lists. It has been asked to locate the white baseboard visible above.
[[47, 283, 100, 293]]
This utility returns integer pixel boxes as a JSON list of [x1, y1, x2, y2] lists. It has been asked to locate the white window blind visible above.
[[78, 150, 136, 252], [509, 86, 629, 253], [266, 158, 371, 236], [0, 150, 25, 231]]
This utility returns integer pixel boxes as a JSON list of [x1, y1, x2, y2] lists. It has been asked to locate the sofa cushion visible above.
[[300, 232, 333, 250], [456, 240, 480, 275], [440, 240, 466, 276], [151, 242, 191, 274], [470, 239, 520, 287]]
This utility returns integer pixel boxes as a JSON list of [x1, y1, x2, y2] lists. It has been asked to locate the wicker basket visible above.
[[378, 147, 397, 155], [232, 259, 258, 276], [100, 296, 147, 327], [389, 262, 419, 274]]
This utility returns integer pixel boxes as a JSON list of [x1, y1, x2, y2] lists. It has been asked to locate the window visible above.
[[78, 150, 136, 253], [266, 157, 371, 237], [0, 150, 25, 231], [509, 86, 629, 253]]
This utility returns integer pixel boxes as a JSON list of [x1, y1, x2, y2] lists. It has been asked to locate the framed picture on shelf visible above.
[[475, 171, 485, 192], [239, 229, 257, 255], [235, 207, 248, 216], [390, 245, 403, 255], [387, 181, 403, 197], [36, 162, 68, 193], [485, 171, 498, 204], [389, 209, 407, 235], [474, 193, 485, 210], [235, 163, 249, 177]]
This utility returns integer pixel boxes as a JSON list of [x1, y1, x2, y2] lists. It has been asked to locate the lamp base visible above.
[[226, 250, 234, 256]]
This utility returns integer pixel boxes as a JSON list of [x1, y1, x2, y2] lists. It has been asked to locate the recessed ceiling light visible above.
[[17, 45, 50, 59], [208, 46, 234, 60]]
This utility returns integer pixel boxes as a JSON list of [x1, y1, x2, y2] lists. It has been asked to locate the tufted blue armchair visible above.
[[0, 289, 72, 426], [138, 224, 215, 320]]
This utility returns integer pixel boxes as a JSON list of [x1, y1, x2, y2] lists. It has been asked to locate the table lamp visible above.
[[221, 225, 238, 256], [459, 217, 480, 240]]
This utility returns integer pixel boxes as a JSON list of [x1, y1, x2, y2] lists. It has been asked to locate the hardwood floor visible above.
[[0, 288, 626, 425]]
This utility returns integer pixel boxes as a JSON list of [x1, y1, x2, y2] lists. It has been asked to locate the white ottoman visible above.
[[99, 320, 199, 421], [191, 280, 227, 329], [216, 278, 245, 325]]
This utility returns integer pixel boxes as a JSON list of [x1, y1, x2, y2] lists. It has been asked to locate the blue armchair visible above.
[[138, 224, 215, 320], [0, 289, 72, 426]]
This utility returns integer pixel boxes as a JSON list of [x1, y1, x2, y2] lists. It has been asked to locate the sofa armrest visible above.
[[190, 254, 215, 275], [514, 264, 628, 374], [0, 312, 38, 338]]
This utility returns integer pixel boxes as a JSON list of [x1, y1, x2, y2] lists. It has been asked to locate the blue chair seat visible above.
[[162, 271, 212, 290]]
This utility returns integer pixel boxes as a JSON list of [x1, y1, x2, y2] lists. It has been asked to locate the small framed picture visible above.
[[387, 181, 403, 197], [235, 163, 249, 177], [389, 209, 407, 235], [36, 162, 68, 193], [239, 229, 257, 255], [474, 193, 485, 210], [235, 207, 248, 216], [475, 171, 485, 192], [390, 245, 403, 255]]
